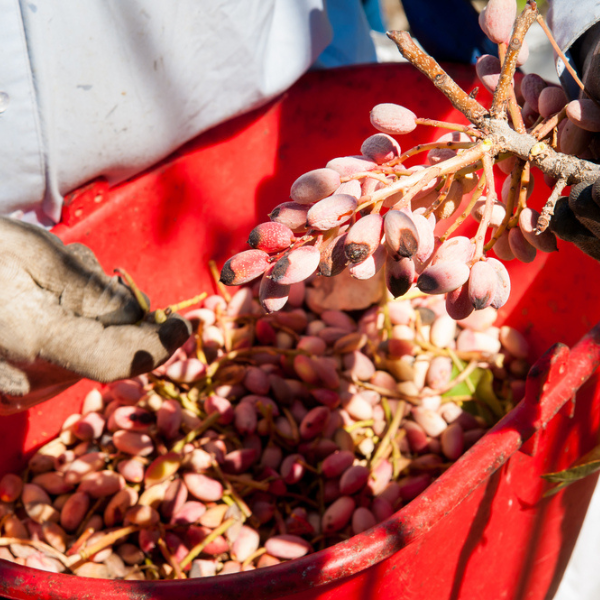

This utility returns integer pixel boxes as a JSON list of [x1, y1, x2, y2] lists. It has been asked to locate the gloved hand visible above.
[[0, 217, 192, 415], [550, 180, 600, 261], [549, 23, 600, 259]]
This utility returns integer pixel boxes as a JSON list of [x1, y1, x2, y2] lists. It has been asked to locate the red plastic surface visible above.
[[1, 63, 600, 600]]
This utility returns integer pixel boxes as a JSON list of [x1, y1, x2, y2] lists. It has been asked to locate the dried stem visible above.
[[392, 141, 475, 166], [68, 525, 140, 569], [507, 87, 526, 134], [385, 21, 600, 187], [341, 171, 392, 185], [414, 118, 483, 138], [387, 31, 489, 127], [370, 400, 406, 469], [0, 537, 71, 568], [434, 360, 479, 395], [211, 459, 252, 518], [179, 517, 237, 569], [441, 171, 487, 242], [509, 161, 532, 227], [209, 260, 232, 302], [533, 106, 567, 141], [157, 532, 185, 579], [484, 160, 524, 251], [537, 177, 568, 233], [491, 2, 538, 119], [536, 14, 599, 105], [367, 144, 487, 208], [423, 174, 455, 219], [473, 153, 497, 261]]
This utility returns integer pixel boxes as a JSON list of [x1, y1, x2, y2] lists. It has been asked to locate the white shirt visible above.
[[0, 0, 377, 225]]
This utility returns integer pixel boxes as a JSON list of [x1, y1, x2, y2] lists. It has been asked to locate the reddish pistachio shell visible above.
[[322, 496, 355, 533], [491, 228, 515, 261], [104, 487, 139, 527], [183, 473, 224, 502], [110, 406, 154, 432], [231, 525, 260, 562], [60, 492, 90, 532], [352, 507, 377, 535], [417, 262, 470, 295], [307, 194, 358, 231], [318, 232, 348, 277], [386, 256, 416, 298], [259, 266, 290, 314], [398, 474, 431, 501], [538, 86, 568, 119], [204, 394, 234, 425], [0, 474, 23, 503], [186, 526, 229, 556], [508, 227, 536, 263], [113, 431, 154, 456], [64, 453, 106, 485], [384, 210, 420, 259], [77, 471, 125, 498], [326, 156, 378, 176], [360, 133, 401, 164], [269, 201, 310, 231], [349, 244, 386, 280], [475, 55, 501, 93], [370, 103, 417, 135], [248, 222, 295, 253], [339, 465, 370, 495], [321, 451, 355, 479], [432, 236, 475, 265], [170, 501, 207, 525], [117, 458, 145, 483], [156, 399, 182, 439], [521, 73, 547, 113], [344, 214, 384, 264], [468, 261, 498, 310], [161, 479, 188, 520], [220, 250, 271, 286], [479, 0, 517, 44], [518, 208, 558, 253], [566, 99, 600, 133], [280, 453, 306, 485], [265, 535, 312, 559], [290, 168, 342, 205], [165, 359, 206, 384], [124, 505, 160, 528], [440, 423, 465, 460], [73, 412, 105, 441], [271, 246, 321, 285], [222, 448, 258, 474], [299, 406, 330, 440]]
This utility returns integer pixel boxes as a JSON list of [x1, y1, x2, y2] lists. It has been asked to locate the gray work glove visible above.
[[550, 25, 600, 259], [0, 217, 192, 415], [550, 181, 600, 261]]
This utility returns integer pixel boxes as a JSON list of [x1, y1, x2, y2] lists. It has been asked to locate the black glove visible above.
[[0, 217, 192, 414], [550, 180, 600, 261]]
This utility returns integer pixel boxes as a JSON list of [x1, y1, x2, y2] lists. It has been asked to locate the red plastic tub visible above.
[[1, 63, 600, 600]]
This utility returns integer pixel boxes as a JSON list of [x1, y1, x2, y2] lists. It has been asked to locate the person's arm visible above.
[[0, 217, 191, 415]]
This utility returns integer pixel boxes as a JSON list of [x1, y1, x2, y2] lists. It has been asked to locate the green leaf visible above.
[[442, 366, 485, 399], [541, 444, 600, 485], [474, 370, 504, 419]]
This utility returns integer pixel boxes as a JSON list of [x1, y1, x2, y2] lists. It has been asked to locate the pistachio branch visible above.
[[536, 177, 568, 233], [387, 31, 489, 128], [386, 30, 600, 187], [490, 1, 538, 119], [473, 153, 497, 262]]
